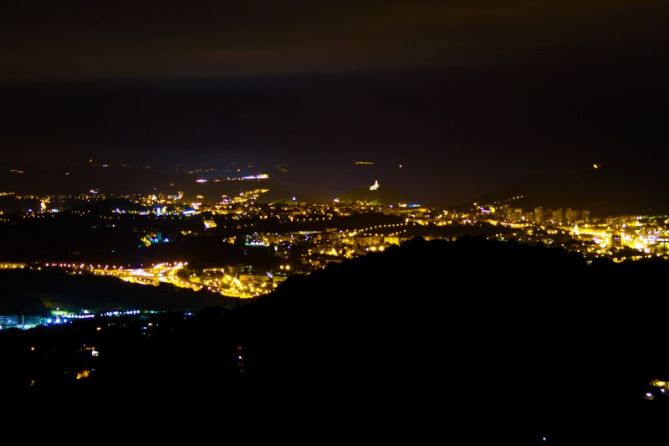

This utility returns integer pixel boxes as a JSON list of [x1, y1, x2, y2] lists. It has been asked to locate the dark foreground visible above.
[[2, 237, 669, 443]]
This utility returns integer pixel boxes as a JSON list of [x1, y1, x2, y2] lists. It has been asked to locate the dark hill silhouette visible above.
[[340, 183, 406, 204], [0, 163, 292, 202], [4, 238, 669, 442], [474, 166, 669, 216], [226, 238, 669, 441]]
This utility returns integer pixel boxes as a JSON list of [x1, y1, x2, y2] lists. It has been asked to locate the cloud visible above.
[[1, 0, 667, 80]]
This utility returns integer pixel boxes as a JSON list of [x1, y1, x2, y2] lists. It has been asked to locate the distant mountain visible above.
[[339, 182, 407, 204], [0, 163, 292, 202], [474, 166, 669, 216]]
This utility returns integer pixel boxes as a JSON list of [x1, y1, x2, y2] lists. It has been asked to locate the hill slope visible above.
[[475, 166, 669, 216], [4, 238, 669, 442]]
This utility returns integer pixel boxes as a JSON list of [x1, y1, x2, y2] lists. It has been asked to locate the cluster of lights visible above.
[[643, 379, 669, 400], [196, 173, 269, 184], [0, 263, 26, 270]]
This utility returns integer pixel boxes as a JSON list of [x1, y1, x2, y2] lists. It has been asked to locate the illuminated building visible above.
[[204, 219, 218, 229], [505, 207, 523, 222], [0, 315, 50, 330], [533, 207, 544, 224], [565, 208, 579, 225]]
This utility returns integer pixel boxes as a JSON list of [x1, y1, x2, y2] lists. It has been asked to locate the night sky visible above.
[[1, 0, 668, 204]]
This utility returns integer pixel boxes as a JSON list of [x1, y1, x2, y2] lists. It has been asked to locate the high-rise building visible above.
[[507, 208, 523, 222], [504, 207, 513, 221], [565, 208, 579, 225], [533, 207, 544, 224]]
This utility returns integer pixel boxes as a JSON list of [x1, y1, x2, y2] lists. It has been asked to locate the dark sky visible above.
[[1, 0, 668, 203]]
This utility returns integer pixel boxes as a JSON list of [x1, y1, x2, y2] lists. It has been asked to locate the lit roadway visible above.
[[44, 262, 274, 299]]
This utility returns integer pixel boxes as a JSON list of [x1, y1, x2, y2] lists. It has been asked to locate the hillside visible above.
[[0, 163, 291, 202], [3, 238, 669, 442], [339, 183, 407, 204], [475, 166, 669, 216]]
